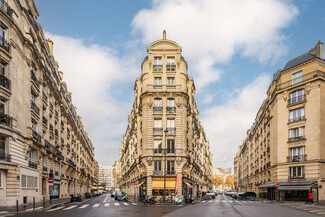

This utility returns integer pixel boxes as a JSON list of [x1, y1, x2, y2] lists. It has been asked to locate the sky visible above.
[[34, 0, 325, 171]]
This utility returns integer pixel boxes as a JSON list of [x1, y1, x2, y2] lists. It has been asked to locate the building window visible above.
[[167, 161, 175, 175], [289, 127, 305, 142], [166, 57, 175, 71], [289, 166, 304, 178], [154, 161, 161, 172], [167, 99, 175, 113], [288, 147, 305, 162], [167, 139, 175, 153], [0, 98, 7, 114], [166, 119, 175, 135], [289, 89, 305, 105], [167, 77, 175, 85], [292, 71, 303, 85], [54, 162, 58, 172], [21, 175, 38, 188], [28, 149, 37, 169], [31, 119, 37, 131], [153, 57, 162, 71], [154, 140, 162, 154], [153, 119, 162, 135], [0, 60, 7, 76], [153, 98, 162, 113], [154, 77, 162, 85], [289, 107, 305, 122]]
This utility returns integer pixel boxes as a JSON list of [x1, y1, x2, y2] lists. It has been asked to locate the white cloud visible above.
[[201, 74, 272, 169], [47, 33, 138, 166], [132, 0, 298, 88]]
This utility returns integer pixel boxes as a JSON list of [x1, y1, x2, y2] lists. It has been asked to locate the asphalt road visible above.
[[7, 194, 325, 217]]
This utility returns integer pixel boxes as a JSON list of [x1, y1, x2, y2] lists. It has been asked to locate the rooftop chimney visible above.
[[163, 30, 166, 40], [309, 41, 323, 59]]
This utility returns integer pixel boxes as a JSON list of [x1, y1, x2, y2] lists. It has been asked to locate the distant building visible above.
[[213, 168, 233, 191], [98, 165, 114, 190]]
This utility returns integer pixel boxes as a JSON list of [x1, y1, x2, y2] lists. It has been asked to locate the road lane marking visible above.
[[123, 202, 129, 205], [317, 212, 325, 214], [208, 201, 212, 203], [309, 210, 324, 213], [79, 204, 89, 209], [242, 201, 247, 203], [132, 203, 137, 205], [63, 205, 77, 210], [201, 201, 206, 203], [104, 194, 109, 203], [46, 206, 63, 212], [104, 203, 110, 207], [114, 203, 120, 206], [93, 203, 100, 208]]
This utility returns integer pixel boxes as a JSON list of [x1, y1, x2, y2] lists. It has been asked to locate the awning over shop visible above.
[[91, 186, 97, 190], [278, 186, 311, 191], [152, 177, 176, 190], [259, 181, 317, 190], [138, 181, 145, 187], [183, 180, 193, 188]]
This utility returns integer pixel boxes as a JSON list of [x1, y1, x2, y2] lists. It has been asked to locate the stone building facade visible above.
[[234, 42, 325, 202], [0, 0, 97, 206], [98, 165, 114, 191], [118, 32, 213, 200]]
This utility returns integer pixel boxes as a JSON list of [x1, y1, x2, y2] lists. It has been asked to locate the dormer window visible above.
[[292, 71, 303, 85]]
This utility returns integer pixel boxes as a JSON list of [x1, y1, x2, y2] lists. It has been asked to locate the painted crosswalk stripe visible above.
[[63, 205, 77, 210], [46, 206, 63, 212], [132, 203, 137, 205], [208, 201, 212, 203], [104, 203, 110, 207], [309, 210, 324, 213], [201, 201, 206, 203], [79, 204, 89, 209], [317, 212, 325, 214], [123, 202, 129, 205], [114, 203, 120, 206], [92, 203, 100, 208]]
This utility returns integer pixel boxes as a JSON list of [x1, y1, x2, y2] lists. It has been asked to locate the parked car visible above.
[[111, 191, 116, 198], [92, 191, 99, 197], [115, 191, 122, 201], [85, 192, 92, 198], [98, 190, 104, 195], [206, 190, 216, 199], [237, 192, 256, 200]]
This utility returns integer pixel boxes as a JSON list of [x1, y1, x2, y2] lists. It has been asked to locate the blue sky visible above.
[[34, 0, 325, 170]]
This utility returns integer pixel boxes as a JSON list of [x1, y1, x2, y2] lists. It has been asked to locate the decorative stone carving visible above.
[[147, 157, 153, 166], [176, 157, 182, 165]]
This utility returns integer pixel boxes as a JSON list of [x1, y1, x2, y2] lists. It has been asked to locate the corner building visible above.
[[118, 33, 213, 200], [234, 42, 325, 202], [0, 0, 97, 206]]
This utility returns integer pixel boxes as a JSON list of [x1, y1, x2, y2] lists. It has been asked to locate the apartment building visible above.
[[234, 42, 325, 202], [117, 31, 213, 200], [98, 165, 114, 191], [0, 0, 97, 206]]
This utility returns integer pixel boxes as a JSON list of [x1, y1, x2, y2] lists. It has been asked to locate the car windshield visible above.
[[117, 192, 122, 195]]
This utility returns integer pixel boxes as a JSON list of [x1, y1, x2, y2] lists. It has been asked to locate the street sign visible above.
[[133, 182, 136, 186], [47, 178, 54, 184], [319, 185, 323, 189], [275, 183, 280, 188]]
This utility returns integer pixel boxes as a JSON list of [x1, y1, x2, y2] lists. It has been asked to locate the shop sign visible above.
[[54, 175, 61, 180], [53, 181, 61, 185]]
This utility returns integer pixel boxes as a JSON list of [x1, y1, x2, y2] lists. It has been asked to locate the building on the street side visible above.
[[117, 31, 213, 201], [234, 42, 325, 202], [113, 162, 120, 190], [0, 0, 97, 207], [213, 168, 233, 192], [98, 165, 114, 191]]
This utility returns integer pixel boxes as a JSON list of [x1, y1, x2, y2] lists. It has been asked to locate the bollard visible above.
[[43, 196, 45, 208], [16, 200, 18, 213], [33, 197, 35, 210]]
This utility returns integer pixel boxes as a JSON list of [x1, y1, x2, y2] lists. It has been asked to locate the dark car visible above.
[[115, 191, 122, 201], [92, 191, 99, 197], [111, 191, 116, 198], [85, 192, 92, 198], [237, 192, 256, 200]]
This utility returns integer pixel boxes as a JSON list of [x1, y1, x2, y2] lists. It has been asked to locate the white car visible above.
[[206, 190, 216, 199]]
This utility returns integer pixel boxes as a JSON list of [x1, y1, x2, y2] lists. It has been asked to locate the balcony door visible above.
[[289, 147, 304, 162]]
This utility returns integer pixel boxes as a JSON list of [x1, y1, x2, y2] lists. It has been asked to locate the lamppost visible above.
[[164, 129, 168, 203]]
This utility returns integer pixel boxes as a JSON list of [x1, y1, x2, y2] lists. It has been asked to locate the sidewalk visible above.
[[0, 197, 70, 214]]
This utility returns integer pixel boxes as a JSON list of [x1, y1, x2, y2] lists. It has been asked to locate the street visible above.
[[6, 194, 325, 217]]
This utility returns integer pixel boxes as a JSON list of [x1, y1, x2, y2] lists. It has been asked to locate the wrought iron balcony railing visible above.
[[288, 94, 306, 106], [0, 112, 11, 127], [287, 154, 307, 163], [0, 35, 10, 53], [288, 136, 305, 142], [153, 106, 163, 113], [153, 127, 163, 135], [0, 0, 13, 17], [289, 115, 305, 123], [153, 64, 163, 72], [42, 91, 48, 102], [49, 102, 53, 111], [166, 64, 176, 71], [30, 71, 39, 87], [32, 130, 41, 144], [166, 128, 176, 135], [0, 74, 10, 90], [49, 124, 53, 132], [0, 150, 11, 162], [66, 158, 76, 167], [278, 70, 325, 90], [28, 160, 37, 169], [42, 116, 48, 126], [31, 100, 40, 115], [166, 106, 176, 113]]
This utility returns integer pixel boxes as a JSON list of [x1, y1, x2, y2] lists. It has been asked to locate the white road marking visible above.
[[309, 210, 324, 213], [123, 202, 129, 205], [208, 200, 212, 203], [228, 201, 233, 203], [0, 211, 8, 214], [114, 203, 120, 206], [63, 205, 77, 210], [317, 212, 325, 215], [104, 203, 110, 207], [132, 203, 137, 205], [104, 194, 109, 203], [222, 201, 226, 203], [45, 206, 63, 212], [79, 204, 89, 209], [201, 201, 206, 203], [92, 203, 100, 208]]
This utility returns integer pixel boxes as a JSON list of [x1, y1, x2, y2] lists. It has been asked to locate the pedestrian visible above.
[[306, 191, 313, 204]]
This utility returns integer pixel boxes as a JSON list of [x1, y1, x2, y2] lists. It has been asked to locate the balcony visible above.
[[30, 100, 40, 115], [80, 168, 85, 174], [288, 136, 305, 142], [42, 116, 48, 126], [55, 129, 58, 137], [0, 112, 11, 127], [154, 148, 162, 154], [289, 115, 305, 123], [288, 94, 306, 106], [0, 74, 10, 90], [55, 110, 58, 118], [42, 91, 48, 103], [43, 166, 48, 172], [66, 158, 76, 167], [153, 127, 163, 135], [0, 35, 10, 53], [166, 106, 176, 114], [287, 154, 307, 163], [0, 0, 13, 17], [153, 106, 163, 113], [166, 64, 176, 72], [153, 171, 163, 176], [28, 160, 37, 169], [32, 130, 42, 144], [30, 71, 39, 87], [153, 65, 163, 72], [166, 128, 176, 135], [49, 102, 53, 111], [278, 70, 325, 90], [0, 150, 11, 162]]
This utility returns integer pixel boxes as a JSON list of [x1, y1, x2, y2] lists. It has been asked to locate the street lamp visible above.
[[164, 129, 168, 203]]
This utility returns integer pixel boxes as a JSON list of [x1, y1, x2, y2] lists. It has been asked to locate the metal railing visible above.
[[288, 136, 305, 142], [166, 106, 176, 113], [28, 160, 37, 169], [288, 94, 306, 106], [153, 106, 163, 113], [287, 154, 307, 163], [166, 128, 176, 135], [30, 71, 39, 87], [288, 174, 305, 179], [0, 74, 10, 90], [0, 0, 13, 17], [30, 100, 40, 115], [153, 127, 163, 135], [42, 91, 48, 102], [49, 102, 53, 111], [43, 166, 48, 172], [166, 64, 176, 71], [153, 171, 163, 176], [289, 115, 305, 123], [0, 112, 11, 127], [55, 110, 58, 117], [278, 70, 325, 90], [0, 35, 10, 53], [42, 116, 48, 126], [32, 130, 41, 144], [0, 150, 11, 162], [66, 158, 76, 167], [153, 65, 163, 72]]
